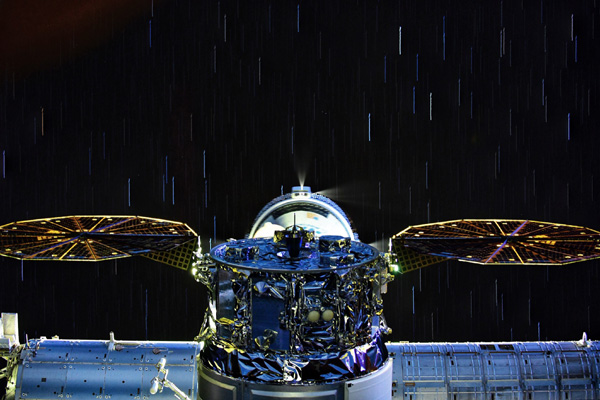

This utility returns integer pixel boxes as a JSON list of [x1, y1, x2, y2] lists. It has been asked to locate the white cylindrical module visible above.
[[5, 338, 200, 400], [7, 336, 600, 400]]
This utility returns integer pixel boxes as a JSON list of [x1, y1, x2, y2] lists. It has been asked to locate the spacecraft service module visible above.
[[1, 186, 600, 400]]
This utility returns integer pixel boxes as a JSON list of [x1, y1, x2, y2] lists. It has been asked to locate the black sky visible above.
[[1, 0, 600, 345]]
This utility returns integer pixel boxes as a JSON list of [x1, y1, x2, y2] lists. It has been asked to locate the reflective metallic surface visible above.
[[195, 233, 392, 383], [4, 338, 200, 400], [200, 333, 388, 383], [211, 236, 378, 272], [197, 357, 393, 400], [6, 336, 598, 399], [388, 340, 600, 399], [249, 187, 356, 240]]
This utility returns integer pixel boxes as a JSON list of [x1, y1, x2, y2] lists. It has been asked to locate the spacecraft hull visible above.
[[3, 338, 200, 400], [387, 341, 600, 399], [3, 188, 600, 399]]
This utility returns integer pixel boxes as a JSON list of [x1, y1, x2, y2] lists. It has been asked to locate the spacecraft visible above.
[[1, 186, 600, 400]]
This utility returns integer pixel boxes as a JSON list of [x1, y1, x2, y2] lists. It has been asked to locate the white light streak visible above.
[[429, 92, 432, 121], [399, 26, 402, 55]]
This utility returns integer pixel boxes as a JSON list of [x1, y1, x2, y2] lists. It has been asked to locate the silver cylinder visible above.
[[6, 338, 200, 400]]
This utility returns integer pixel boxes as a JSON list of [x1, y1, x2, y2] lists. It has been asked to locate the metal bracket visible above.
[[149, 358, 191, 400]]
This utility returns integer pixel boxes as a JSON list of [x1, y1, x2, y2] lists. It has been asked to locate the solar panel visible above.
[[0, 216, 197, 262], [391, 219, 600, 267]]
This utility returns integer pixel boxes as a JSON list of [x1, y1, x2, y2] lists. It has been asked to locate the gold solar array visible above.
[[390, 241, 448, 273], [391, 219, 600, 267], [140, 240, 197, 270], [0, 215, 198, 261]]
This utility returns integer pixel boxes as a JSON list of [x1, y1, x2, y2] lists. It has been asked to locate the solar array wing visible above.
[[391, 220, 600, 270], [0, 216, 197, 261]]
